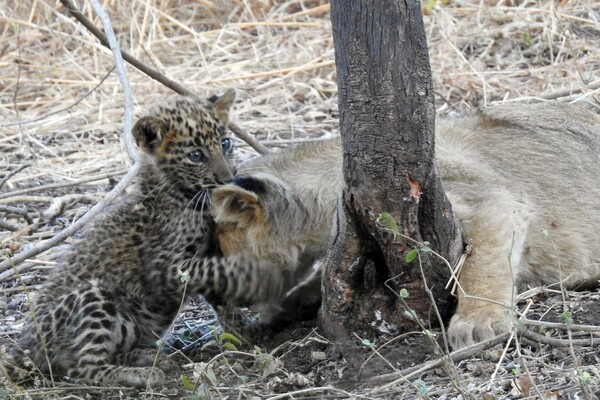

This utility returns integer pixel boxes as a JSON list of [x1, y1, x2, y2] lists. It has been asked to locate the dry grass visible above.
[[1, 0, 600, 398]]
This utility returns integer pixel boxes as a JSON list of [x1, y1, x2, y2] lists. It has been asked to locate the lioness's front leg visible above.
[[447, 190, 532, 349]]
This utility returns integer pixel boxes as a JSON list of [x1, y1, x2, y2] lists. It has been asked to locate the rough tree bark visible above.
[[319, 0, 464, 339]]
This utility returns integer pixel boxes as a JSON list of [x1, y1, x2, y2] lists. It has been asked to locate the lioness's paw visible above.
[[447, 306, 509, 349]]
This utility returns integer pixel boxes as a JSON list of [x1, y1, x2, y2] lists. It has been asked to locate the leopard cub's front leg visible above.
[[175, 255, 289, 307]]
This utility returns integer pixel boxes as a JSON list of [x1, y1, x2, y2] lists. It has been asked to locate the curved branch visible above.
[[228, 123, 269, 155], [59, 0, 268, 155], [369, 333, 511, 388], [0, 165, 139, 280]]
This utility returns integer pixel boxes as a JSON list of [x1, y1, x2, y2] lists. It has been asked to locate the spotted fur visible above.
[[4, 91, 285, 387]]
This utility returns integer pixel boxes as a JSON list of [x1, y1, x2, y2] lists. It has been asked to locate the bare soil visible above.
[[1, 0, 600, 398]]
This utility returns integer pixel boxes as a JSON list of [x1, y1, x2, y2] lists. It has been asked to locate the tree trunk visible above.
[[319, 0, 463, 340]]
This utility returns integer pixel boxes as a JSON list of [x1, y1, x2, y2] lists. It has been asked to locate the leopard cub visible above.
[[4, 91, 285, 388]]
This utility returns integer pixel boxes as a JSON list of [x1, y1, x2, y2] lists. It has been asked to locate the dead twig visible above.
[[368, 332, 511, 388], [540, 78, 600, 101], [228, 123, 269, 155], [0, 219, 22, 232], [520, 329, 598, 348], [59, 0, 268, 156], [0, 164, 31, 190], [369, 322, 600, 391], [266, 386, 370, 400], [0, 194, 98, 206], [0, 205, 33, 224], [0, 67, 115, 129], [0, 168, 138, 282], [88, 0, 135, 162], [0, 170, 126, 200], [522, 318, 600, 333]]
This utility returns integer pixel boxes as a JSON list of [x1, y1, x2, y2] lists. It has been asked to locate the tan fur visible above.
[[212, 102, 600, 347], [214, 142, 343, 274], [215, 190, 271, 256], [212, 143, 342, 322]]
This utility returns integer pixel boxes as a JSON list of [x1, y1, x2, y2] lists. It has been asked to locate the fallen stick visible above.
[[368, 332, 511, 389]]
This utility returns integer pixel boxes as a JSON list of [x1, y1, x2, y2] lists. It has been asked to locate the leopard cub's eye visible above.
[[221, 138, 233, 153], [188, 150, 205, 163]]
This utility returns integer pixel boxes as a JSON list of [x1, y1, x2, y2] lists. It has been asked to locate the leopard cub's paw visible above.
[[156, 355, 179, 372], [112, 366, 166, 388], [447, 305, 511, 350], [236, 318, 277, 342]]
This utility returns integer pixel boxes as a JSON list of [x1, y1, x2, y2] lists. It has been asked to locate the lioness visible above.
[[212, 102, 600, 348]]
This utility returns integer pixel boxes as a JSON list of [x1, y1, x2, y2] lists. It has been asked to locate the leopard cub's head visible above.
[[133, 90, 236, 196]]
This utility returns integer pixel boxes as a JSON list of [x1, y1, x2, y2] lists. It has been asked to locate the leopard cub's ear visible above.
[[208, 89, 236, 124], [132, 116, 169, 154]]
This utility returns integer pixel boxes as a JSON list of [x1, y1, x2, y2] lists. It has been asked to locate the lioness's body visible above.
[[213, 102, 600, 347]]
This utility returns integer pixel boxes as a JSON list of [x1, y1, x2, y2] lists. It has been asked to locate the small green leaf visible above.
[[405, 249, 418, 263], [180, 374, 195, 390], [522, 32, 534, 46], [422, 0, 436, 14], [562, 311, 573, 325], [424, 329, 436, 339], [11, 23, 20, 34], [414, 379, 428, 396], [403, 309, 418, 321], [377, 212, 399, 237], [511, 363, 521, 375], [201, 339, 218, 350], [399, 288, 409, 298], [361, 338, 375, 348], [180, 330, 191, 340], [205, 366, 218, 386], [580, 371, 593, 384], [219, 332, 242, 345], [222, 342, 238, 351]]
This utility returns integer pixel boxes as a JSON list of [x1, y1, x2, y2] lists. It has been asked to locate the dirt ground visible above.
[[1, 0, 600, 399]]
